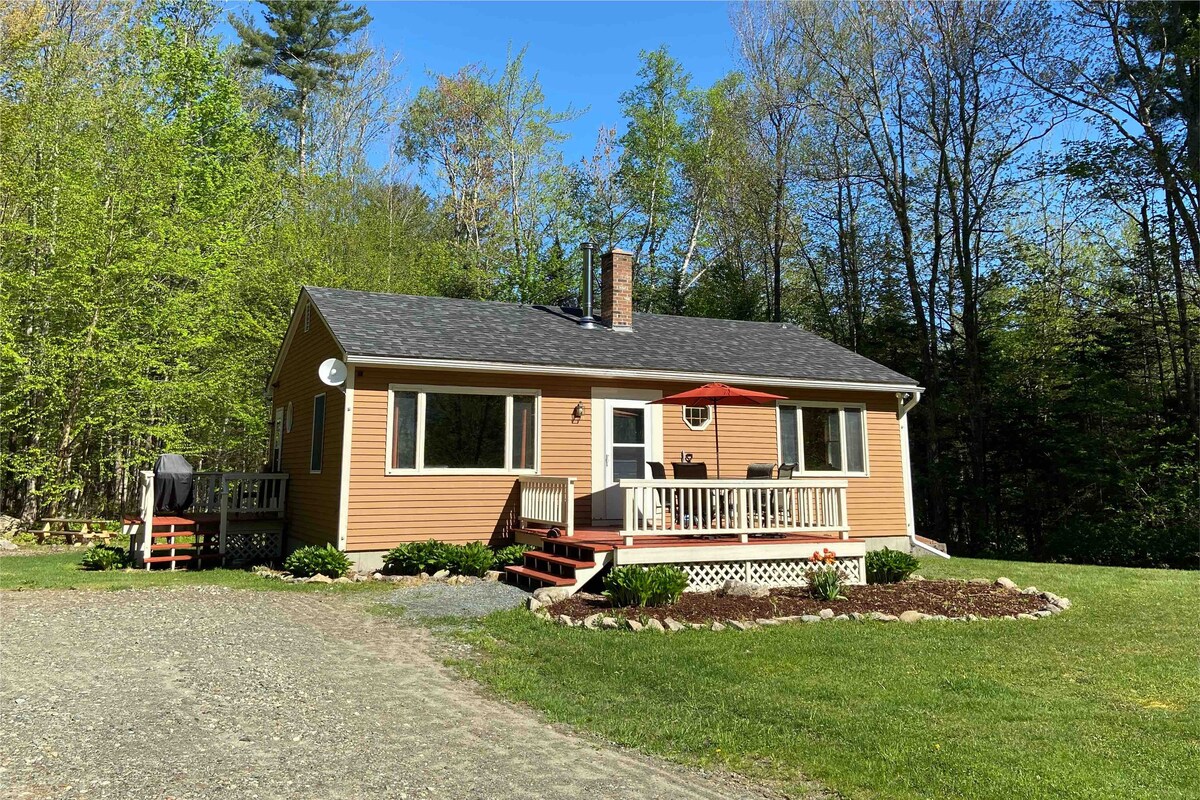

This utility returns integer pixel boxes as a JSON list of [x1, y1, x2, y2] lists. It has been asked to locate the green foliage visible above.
[[806, 565, 846, 601], [283, 544, 352, 578], [79, 545, 129, 571], [603, 565, 690, 608], [446, 541, 496, 577], [382, 540, 451, 575], [866, 548, 920, 584], [493, 544, 532, 567]]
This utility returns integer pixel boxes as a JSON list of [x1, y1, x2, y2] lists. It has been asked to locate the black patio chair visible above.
[[746, 462, 775, 479], [671, 461, 709, 528]]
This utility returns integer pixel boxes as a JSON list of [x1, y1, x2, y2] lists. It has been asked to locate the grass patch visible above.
[[460, 558, 1200, 800], [0, 551, 388, 593]]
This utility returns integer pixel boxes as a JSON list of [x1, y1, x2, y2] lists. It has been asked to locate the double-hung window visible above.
[[387, 385, 539, 474], [778, 403, 867, 476]]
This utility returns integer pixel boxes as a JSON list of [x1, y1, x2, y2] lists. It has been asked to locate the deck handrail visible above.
[[619, 477, 849, 546], [518, 475, 576, 537]]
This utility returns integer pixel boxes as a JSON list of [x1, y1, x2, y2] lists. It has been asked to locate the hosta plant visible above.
[[283, 544, 352, 578]]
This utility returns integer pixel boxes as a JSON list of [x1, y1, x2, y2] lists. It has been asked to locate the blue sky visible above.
[[221, 1, 740, 164]]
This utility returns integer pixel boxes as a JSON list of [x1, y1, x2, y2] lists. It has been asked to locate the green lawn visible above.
[[460, 558, 1200, 800], [0, 550, 387, 593]]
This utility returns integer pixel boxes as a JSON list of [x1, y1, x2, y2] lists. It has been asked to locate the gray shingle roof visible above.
[[305, 287, 917, 388]]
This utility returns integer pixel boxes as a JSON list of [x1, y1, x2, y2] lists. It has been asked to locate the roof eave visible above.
[[343, 353, 921, 394]]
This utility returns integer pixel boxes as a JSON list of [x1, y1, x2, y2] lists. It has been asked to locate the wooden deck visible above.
[[517, 525, 861, 550]]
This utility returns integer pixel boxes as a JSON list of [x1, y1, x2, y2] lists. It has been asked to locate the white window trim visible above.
[[776, 401, 870, 477], [385, 384, 541, 476], [310, 393, 326, 474], [681, 404, 713, 431]]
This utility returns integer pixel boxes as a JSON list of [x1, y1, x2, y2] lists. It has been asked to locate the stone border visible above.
[[529, 576, 1072, 631], [253, 566, 506, 587]]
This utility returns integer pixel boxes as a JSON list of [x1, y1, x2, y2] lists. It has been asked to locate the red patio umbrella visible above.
[[651, 383, 787, 478]]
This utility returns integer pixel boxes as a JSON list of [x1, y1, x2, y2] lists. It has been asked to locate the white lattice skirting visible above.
[[675, 556, 865, 591], [225, 530, 283, 565]]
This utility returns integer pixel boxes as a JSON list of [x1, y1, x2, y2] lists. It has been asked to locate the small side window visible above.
[[310, 393, 326, 473], [682, 404, 711, 431]]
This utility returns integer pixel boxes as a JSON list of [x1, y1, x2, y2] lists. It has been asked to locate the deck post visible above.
[[564, 477, 575, 537], [838, 485, 850, 540], [140, 470, 155, 569], [218, 473, 229, 557]]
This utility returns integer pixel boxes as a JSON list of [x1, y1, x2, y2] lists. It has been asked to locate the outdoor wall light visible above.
[[572, 401, 585, 421]]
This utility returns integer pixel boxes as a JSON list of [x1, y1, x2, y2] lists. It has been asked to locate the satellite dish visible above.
[[318, 358, 347, 387]]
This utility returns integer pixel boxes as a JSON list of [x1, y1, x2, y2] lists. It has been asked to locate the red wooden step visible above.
[[525, 551, 594, 569], [503, 565, 575, 587], [149, 543, 219, 552], [143, 554, 197, 564]]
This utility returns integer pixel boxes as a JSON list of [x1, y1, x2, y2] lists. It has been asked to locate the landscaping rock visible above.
[[1045, 603, 1063, 615], [626, 619, 644, 632], [305, 574, 333, 584], [432, 569, 450, 580], [353, 574, 369, 582], [850, 612, 864, 621], [756, 618, 781, 626], [1017, 613, 1036, 620], [727, 620, 756, 631], [1050, 595, 1072, 610], [710, 621, 726, 631], [527, 597, 543, 612], [931, 614, 948, 622], [645, 618, 666, 633], [818, 608, 835, 619], [582, 613, 602, 630], [0, 539, 18, 551], [0, 514, 21, 537], [333, 576, 353, 584], [532, 586, 572, 604], [898, 610, 929, 623], [557, 614, 574, 626], [868, 612, 898, 622], [484, 570, 503, 582], [968, 577, 991, 585], [1021, 586, 1041, 595], [720, 579, 769, 599], [800, 614, 822, 624], [834, 614, 850, 621], [600, 617, 620, 629], [1033, 610, 1052, 618], [995, 577, 1019, 590], [664, 618, 686, 632]]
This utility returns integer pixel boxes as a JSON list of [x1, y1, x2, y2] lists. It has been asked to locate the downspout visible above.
[[897, 390, 950, 559]]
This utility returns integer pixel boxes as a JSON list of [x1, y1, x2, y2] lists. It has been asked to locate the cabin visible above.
[[126, 249, 942, 592]]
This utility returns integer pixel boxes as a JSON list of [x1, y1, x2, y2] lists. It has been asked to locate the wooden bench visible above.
[[36, 518, 113, 545]]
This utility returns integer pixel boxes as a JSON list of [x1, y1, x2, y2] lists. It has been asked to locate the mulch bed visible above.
[[548, 579, 1045, 623]]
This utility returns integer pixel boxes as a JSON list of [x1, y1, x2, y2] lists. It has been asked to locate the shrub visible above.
[[382, 540, 452, 575], [493, 544, 532, 567], [283, 544, 352, 578], [604, 565, 690, 608], [866, 547, 920, 584], [80, 544, 128, 571], [806, 548, 846, 600], [446, 541, 495, 577]]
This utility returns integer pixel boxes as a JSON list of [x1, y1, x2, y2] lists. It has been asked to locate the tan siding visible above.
[[272, 304, 344, 547], [346, 369, 908, 551]]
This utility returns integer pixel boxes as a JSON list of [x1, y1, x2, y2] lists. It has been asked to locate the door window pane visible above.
[[391, 391, 417, 469], [424, 393, 505, 469], [845, 408, 865, 473], [612, 408, 645, 444], [511, 395, 536, 470], [802, 407, 842, 471], [612, 445, 646, 480], [779, 406, 799, 466]]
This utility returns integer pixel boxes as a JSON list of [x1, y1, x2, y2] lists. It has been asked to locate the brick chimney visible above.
[[601, 249, 633, 331]]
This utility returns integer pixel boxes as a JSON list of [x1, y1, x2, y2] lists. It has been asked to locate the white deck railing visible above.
[[133, 469, 288, 562], [619, 478, 849, 546], [518, 476, 575, 537]]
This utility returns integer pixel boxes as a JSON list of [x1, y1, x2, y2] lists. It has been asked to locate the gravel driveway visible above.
[[0, 587, 782, 800]]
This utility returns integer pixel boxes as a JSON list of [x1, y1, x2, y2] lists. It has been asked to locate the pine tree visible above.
[[230, 0, 371, 174]]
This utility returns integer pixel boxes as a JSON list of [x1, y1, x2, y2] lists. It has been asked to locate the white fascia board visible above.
[[344, 354, 922, 394]]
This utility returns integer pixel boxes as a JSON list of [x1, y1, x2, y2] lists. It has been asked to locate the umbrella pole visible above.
[[713, 402, 721, 479]]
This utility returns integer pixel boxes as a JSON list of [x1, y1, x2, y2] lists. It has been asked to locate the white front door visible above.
[[603, 399, 654, 521]]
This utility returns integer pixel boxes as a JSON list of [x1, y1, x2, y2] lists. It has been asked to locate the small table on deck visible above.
[[36, 518, 113, 545]]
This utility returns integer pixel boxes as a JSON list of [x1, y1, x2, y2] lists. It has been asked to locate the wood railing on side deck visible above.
[[517, 476, 576, 537], [619, 478, 849, 546]]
